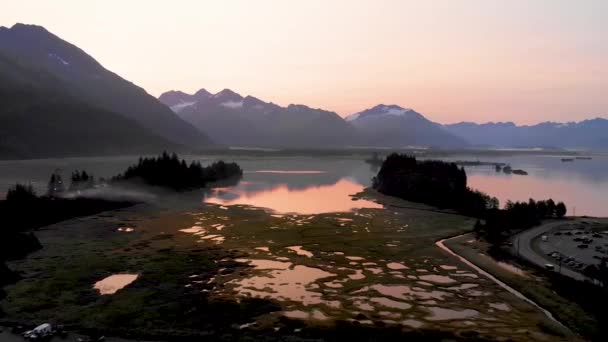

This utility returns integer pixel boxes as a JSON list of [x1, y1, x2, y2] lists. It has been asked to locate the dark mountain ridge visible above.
[[0, 52, 177, 158], [0, 23, 212, 150]]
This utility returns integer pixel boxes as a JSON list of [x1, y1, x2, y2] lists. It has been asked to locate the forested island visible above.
[[113, 152, 243, 190], [373, 153, 566, 241]]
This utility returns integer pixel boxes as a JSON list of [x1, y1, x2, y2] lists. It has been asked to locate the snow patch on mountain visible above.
[[346, 105, 414, 122], [170, 101, 196, 113], [345, 112, 361, 122], [384, 106, 413, 116], [48, 53, 69, 66], [220, 100, 244, 109]]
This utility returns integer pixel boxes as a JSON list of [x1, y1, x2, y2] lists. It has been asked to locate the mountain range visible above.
[[0, 23, 211, 158], [1, 23, 606, 157], [444, 119, 608, 149], [161, 86, 608, 150], [158, 90, 466, 148]]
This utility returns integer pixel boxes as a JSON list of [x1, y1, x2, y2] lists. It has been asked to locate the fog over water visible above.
[[1, 153, 607, 216]]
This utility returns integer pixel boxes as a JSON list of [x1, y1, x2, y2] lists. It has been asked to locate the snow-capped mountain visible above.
[[444, 119, 608, 149], [159, 89, 356, 147], [346, 105, 467, 148], [345, 105, 419, 122]]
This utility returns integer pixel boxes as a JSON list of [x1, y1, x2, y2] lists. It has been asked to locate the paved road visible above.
[[436, 234, 569, 331], [511, 221, 589, 282]]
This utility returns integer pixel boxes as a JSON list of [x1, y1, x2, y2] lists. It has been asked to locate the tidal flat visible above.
[[1, 190, 571, 341]]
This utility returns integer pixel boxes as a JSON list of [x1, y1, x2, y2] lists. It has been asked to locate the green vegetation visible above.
[[113, 152, 243, 191], [1, 189, 565, 340]]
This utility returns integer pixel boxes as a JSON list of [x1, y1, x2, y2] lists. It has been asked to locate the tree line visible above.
[[477, 198, 566, 242]]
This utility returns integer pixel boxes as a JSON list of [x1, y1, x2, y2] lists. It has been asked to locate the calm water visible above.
[[438, 153, 608, 217], [1, 153, 607, 216]]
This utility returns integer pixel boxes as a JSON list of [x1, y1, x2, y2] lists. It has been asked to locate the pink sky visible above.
[[1, 0, 606, 124]]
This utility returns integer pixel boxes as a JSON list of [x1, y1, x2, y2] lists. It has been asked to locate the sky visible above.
[[1, 0, 606, 124]]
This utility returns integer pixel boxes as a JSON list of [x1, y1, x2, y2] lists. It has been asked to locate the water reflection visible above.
[[205, 178, 382, 214], [94, 274, 138, 295], [426, 307, 479, 321], [2, 153, 607, 216], [252, 170, 327, 174], [231, 258, 336, 306], [437, 154, 608, 216]]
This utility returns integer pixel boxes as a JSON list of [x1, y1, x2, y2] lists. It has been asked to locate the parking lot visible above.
[[536, 219, 608, 273]]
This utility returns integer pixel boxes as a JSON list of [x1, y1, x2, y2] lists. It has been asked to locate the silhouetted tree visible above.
[[70, 170, 95, 191], [555, 202, 567, 218], [47, 171, 64, 197], [536, 200, 548, 218], [546, 199, 556, 217], [6, 184, 36, 203]]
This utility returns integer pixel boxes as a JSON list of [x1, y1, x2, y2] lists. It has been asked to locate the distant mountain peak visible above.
[[243, 95, 269, 109], [1, 23, 58, 46], [213, 88, 242, 100], [163, 90, 191, 97], [194, 88, 211, 98], [8, 23, 50, 34], [345, 104, 417, 122], [158, 90, 193, 108], [372, 104, 413, 112]]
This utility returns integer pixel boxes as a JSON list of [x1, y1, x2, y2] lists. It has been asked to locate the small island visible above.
[[113, 152, 243, 190]]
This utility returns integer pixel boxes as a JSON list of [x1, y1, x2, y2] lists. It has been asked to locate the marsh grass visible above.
[[1, 189, 570, 341]]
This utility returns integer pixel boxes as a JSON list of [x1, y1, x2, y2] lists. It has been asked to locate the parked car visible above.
[[23, 323, 53, 340]]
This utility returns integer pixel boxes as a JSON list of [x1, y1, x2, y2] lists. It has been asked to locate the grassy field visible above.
[[0, 190, 572, 341]]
